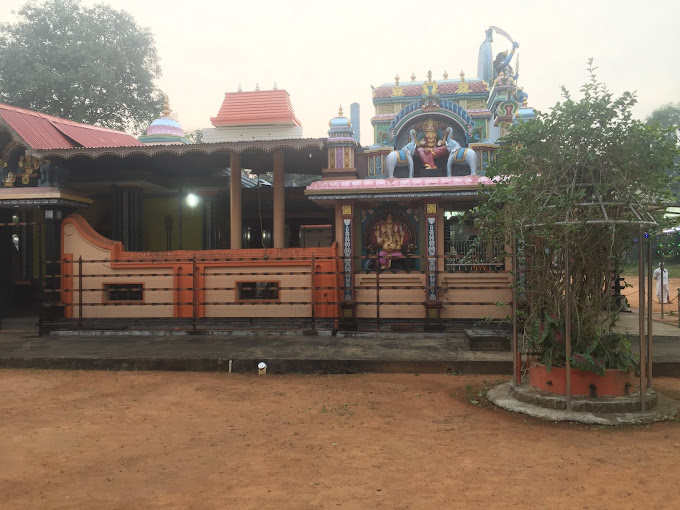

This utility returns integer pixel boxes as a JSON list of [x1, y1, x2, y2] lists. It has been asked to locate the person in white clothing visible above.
[[653, 263, 670, 304]]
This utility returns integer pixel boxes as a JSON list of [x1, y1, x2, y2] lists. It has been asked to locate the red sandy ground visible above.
[[623, 277, 680, 326], [1, 370, 679, 509]]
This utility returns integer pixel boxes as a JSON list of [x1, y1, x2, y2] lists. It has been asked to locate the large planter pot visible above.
[[528, 362, 634, 397]]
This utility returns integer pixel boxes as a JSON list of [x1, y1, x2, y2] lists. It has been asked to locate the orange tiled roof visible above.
[[210, 89, 302, 127]]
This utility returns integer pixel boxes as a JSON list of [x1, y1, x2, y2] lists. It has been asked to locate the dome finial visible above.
[[255, 82, 260, 91], [338, 105, 343, 116], [459, 70, 466, 83], [411, 72, 416, 82], [443, 70, 448, 79], [273, 81, 278, 90], [394, 74, 400, 86], [237, 83, 242, 92], [162, 95, 171, 117]]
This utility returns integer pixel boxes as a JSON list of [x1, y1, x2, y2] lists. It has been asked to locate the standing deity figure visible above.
[[375, 214, 405, 269], [416, 118, 449, 170]]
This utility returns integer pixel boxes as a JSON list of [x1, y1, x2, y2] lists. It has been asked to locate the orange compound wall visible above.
[[61, 214, 341, 320]]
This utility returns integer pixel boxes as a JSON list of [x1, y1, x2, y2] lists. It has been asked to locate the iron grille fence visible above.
[[39, 252, 512, 334]]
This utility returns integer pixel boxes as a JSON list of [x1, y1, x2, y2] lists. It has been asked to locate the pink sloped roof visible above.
[[0, 102, 142, 149], [210, 89, 302, 127]]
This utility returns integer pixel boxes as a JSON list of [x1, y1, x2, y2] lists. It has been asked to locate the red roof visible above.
[[0, 102, 143, 149], [210, 89, 302, 127]]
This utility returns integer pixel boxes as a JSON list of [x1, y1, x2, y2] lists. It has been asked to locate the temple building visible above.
[[0, 27, 534, 332]]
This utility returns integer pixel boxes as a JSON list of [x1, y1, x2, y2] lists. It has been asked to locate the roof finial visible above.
[[162, 95, 170, 117], [273, 81, 278, 90], [411, 72, 416, 82], [443, 70, 448, 79], [338, 105, 343, 116], [394, 74, 400, 86], [459, 70, 466, 83], [255, 82, 260, 91], [427, 70, 433, 82], [237, 83, 242, 92]]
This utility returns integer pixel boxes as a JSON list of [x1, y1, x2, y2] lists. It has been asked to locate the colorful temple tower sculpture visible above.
[[204, 85, 303, 142], [365, 27, 526, 177], [138, 97, 190, 145], [322, 106, 359, 180]]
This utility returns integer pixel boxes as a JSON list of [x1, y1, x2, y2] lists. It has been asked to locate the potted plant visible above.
[[475, 61, 679, 396]]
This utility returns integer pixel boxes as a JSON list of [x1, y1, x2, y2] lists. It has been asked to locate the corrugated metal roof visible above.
[[0, 102, 143, 149], [210, 89, 302, 127]]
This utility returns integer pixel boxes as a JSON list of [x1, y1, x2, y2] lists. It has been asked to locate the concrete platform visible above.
[[0, 308, 678, 375], [0, 330, 513, 374], [489, 383, 680, 425]]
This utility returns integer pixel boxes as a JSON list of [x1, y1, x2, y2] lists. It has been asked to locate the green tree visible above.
[[647, 102, 680, 131], [647, 102, 680, 200], [475, 61, 679, 373], [185, 129, 204, 144], [0, 0, 163, 133]]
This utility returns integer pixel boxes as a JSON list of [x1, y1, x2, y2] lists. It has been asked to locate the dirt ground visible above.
[[622, 276, 680, 325], [1, 370, 680, 510], [622, 276, 680, 311]]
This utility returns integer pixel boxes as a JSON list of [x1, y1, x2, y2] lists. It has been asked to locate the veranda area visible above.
[[2, 370, 679, 509]]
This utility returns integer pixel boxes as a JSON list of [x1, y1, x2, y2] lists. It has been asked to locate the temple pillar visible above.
[[111, 185, 143, 251], [273, 150, 285, 248], [202, 192, 220, 250], [229, 153, 242, 249], [424, 201, 444, 330], [338, 202, 356, 327], [41, 206, 66, 330]]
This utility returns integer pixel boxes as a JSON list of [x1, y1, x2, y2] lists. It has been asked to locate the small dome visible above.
[[139, 96, 190, 144], [327, 105, 354, 139], [513, 97, 537, 124], [147, 117, 185, 137], [328, 105, 351, 128]]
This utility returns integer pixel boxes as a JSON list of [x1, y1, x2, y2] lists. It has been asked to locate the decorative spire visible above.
[[162, 95, 171, 117], [394, 74, 400, 86], [411, 72, 416, 81], [427, 70, 432, 82], [459, 70, 466, 83], [522, 96, 528, 107], [237, 83, 242, 92], [443, 70, 448, 79], [338, 105, 343, 116], [273, 81, 278, 90], [255, 82, 260, 91]]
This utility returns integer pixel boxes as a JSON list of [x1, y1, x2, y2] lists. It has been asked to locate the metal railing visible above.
[[39, 253, 512, 334]]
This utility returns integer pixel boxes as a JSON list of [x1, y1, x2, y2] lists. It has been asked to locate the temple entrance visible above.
[[0, 207, 41, 329]]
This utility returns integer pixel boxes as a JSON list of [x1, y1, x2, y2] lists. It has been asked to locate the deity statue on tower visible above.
[[415, 118, 448, 170]]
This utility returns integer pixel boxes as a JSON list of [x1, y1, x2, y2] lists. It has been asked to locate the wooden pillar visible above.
[[229, 153, 242, 249], [111, 185, 143, 251], [273, 150, 285, 248]]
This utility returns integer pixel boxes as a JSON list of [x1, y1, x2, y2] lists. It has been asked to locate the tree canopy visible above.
[[647, 102, 680, 131], [475, 61, 679, 373], [0, 0, 163, 133]]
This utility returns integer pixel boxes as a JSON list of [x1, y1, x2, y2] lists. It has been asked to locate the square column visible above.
[[229, 153, 242, 249], [273, 150, 285, 248]]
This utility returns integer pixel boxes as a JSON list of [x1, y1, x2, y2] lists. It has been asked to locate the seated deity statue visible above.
[[415, 118, 449, 170], [375, 214, 405, 269]]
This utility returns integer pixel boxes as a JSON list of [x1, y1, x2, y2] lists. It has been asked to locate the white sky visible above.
[[1, 0, 678, 146]]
